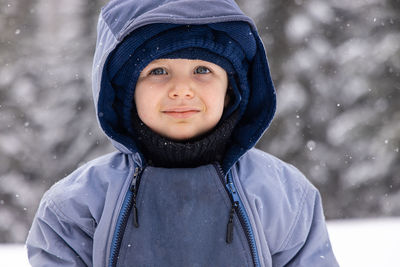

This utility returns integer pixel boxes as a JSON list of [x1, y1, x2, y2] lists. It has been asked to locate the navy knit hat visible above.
[[109, 23, 255, 136]]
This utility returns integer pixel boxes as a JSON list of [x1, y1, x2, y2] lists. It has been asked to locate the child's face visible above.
[[134, 58, 228, 141]]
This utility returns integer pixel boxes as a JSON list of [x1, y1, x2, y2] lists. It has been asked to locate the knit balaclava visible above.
[[109, 23, 253, 167]]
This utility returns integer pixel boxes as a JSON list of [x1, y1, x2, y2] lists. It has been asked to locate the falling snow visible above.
[[0, 0, 399, 250]]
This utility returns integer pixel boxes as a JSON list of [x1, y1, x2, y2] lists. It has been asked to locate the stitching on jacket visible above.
[[135, 167, 149, 207], [255, 148, 312, 253], [229, 167, 258, 267], [214, 168, 253, 266], [276, 181, 309, 252], [208, 166, 231, 210], [35, 211, 89, 266], [105, 158, 137, 266], [210, 167, 252, 266], [47, 199, 95, 238], [230, 162, 264, 266], [101, 8, 120, 39], [116, 14, 253, 41]]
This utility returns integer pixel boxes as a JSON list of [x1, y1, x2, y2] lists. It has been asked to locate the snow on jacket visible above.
[[26, 0, 339, 266]]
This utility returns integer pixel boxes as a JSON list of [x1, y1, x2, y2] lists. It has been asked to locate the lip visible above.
[[161, 107, 201, 119]]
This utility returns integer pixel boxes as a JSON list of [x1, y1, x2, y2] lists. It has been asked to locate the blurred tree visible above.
[[238, 0, 400, 219], [0, 0, 111, 242]]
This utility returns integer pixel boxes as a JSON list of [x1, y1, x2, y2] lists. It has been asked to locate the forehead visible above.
[[144, 58, 225, 70]]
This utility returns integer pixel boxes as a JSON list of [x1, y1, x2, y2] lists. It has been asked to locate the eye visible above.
[[149, 67, 168, 75], [194, 66, 211, 74]]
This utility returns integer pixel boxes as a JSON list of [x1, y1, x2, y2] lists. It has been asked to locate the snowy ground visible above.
[[327, 217, 400, 267], [0, 217, 399, 266]]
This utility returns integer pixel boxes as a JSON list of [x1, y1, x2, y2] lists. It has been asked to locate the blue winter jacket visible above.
[[26, 0, 339, 266]]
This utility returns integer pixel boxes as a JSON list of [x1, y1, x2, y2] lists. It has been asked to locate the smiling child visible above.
[[135, 59, 229, 141], [26, 0, 338, 266]]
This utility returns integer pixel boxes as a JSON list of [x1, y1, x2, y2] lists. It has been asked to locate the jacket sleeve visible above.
[[271, 186, 339, 267], [26, 198, 93, 267]]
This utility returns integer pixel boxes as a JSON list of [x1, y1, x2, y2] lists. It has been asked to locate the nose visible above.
[[168, 78, 194, 99]]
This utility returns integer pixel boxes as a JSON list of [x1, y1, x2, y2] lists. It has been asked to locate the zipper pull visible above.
[[226, 201, 238, 244], [130, 166, 142, 228], [133, 202, 139, 228]]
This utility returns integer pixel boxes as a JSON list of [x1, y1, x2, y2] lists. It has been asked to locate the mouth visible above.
[[161, 107, 201, 119]]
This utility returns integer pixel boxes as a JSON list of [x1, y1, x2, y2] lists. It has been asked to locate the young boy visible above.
[[26, 0, 339, 266]]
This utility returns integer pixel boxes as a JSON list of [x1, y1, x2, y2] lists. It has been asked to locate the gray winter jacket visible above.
[[26, 0, 339, 266]]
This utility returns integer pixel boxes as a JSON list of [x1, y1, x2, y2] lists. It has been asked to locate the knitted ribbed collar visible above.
[[131, 110, 239, 168]]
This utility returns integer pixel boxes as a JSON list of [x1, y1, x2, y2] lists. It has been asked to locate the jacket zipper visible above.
[[213, 163, 261, 267], [109, 164, 260, 267], [108, 166, 143, 267]]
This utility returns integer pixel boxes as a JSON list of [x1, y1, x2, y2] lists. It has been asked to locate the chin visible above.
[[164, 130, 201, 142], [167, 134, 196, 142]]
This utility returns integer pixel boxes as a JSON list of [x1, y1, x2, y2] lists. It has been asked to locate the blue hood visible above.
[[92, 0, 276, 172]]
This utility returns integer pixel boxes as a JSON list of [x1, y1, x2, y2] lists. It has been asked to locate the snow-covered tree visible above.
[[239, 0, 400, 219], [0, 0, 111, 242]]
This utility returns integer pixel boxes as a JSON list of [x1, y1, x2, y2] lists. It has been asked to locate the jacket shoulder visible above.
[[235, 149, 338, 265], [235, 148, 319, 250], [40, 152, 132, 233], [27, 152, 135, 266], [237, 148, 314, 191]]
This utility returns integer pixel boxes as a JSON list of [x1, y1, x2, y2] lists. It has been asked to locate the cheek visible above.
[[135, 102, 158, 131], [208, 87, 228, 112], [205, 94, 226, 119], [134, 86, 155, 120]]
